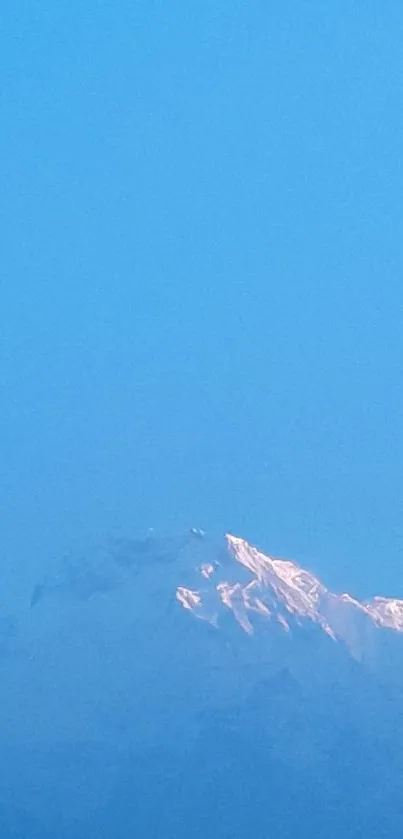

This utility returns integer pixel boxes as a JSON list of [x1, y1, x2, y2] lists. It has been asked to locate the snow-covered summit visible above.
[[2, 528, 403, 834], [172, 531, 403, 659], [29, 528, 403, 663]]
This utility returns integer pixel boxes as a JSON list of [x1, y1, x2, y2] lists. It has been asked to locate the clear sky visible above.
[[1, 1, 402, 600]]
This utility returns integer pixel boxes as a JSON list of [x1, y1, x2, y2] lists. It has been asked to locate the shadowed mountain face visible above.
[[1, 530, 403, 837]]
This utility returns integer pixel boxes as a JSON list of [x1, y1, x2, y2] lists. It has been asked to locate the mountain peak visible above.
[[27, 528, 403, 664], [174, 532, 403, 659], [3, 527, 403, 835]]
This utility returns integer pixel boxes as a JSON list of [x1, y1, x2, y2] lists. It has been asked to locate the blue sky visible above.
[[1, 1, 403, 599]]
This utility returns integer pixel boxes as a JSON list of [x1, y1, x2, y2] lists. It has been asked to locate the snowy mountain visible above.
[[176, 531, 403, 656], [1, 529, 403, 837]]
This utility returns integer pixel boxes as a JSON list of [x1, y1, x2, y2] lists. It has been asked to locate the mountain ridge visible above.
[[2, 528, 403, 836], [25, 528, 403, 665], [173, 531, 403, 660]]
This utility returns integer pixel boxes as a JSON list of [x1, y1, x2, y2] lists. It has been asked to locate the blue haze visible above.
[[1, 1, 403, 601]]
